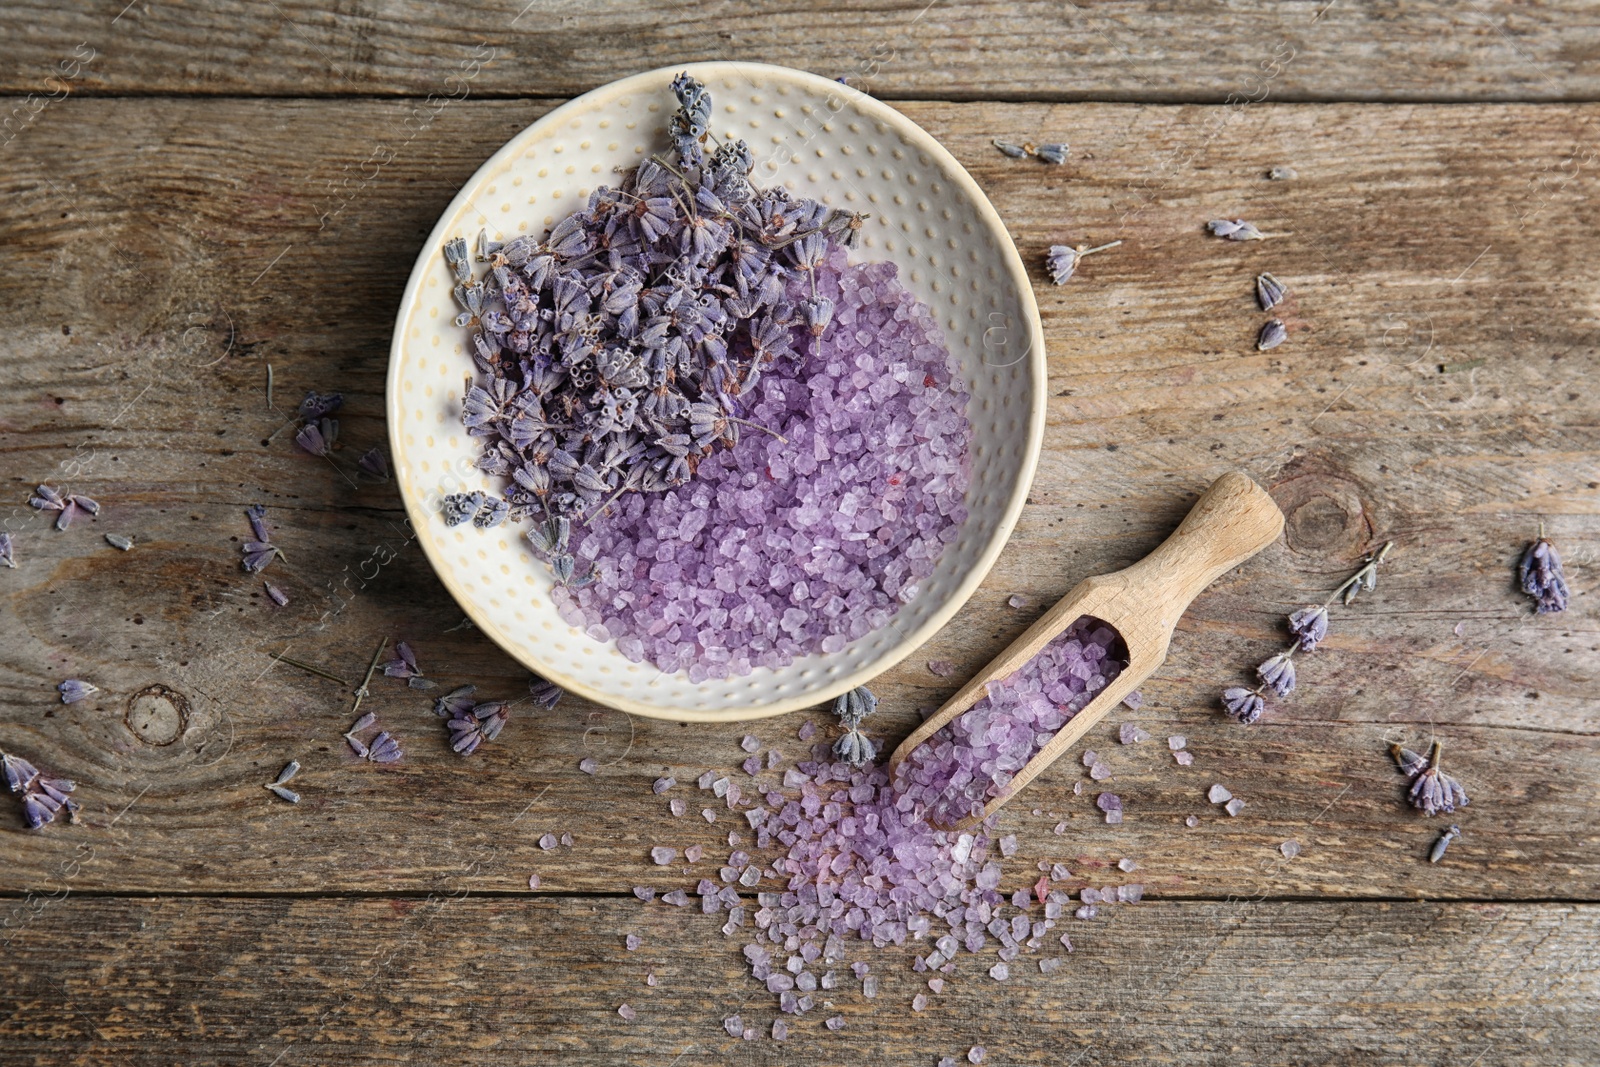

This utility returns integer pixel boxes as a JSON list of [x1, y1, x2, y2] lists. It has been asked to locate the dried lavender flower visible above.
[[1208, 218, 1266, 241], [1429, 824, 1461, 863], [1256, 652, 1296, 696], [991, 139, 1028, 159], [264, 582, 289, 607], [58, 679, 98, 704], [1255, 272, 1287, 310], [831, 686, 878, 728], [366, 731, 403, 764], [273, 760, 300, 785], [1034, 142, 1069, 165], [1221, 687, 1264, 724], [1257, 319, 1287, 351], [1519, 535, 1569, 614], [1045, 245, 1078, 285], [441, 492, 483, 528], [833, 727, 877, 765], [295, 417, 339, 457], [297, 391, 344, 420], [1339, 542, 1393, 606], [105, 533, 133, 551], [433, 685, 477, 718], [3, 752, 79, 829], [1287, 605, 1328, 652], [0, 532, 13, 568], [527, 675, 563, 708], [358, 447, 390, 480], [381, 641, 422, 680], [266, 783, 300, 804], [1405, 741, 1468, 816], [241, 505, 284, 573]]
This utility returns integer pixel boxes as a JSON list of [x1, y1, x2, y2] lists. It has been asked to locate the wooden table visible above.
[[2, 5, 1597, 1064]]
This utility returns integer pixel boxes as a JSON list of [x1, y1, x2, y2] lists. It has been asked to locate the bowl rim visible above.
[[386, 60, 1046, 721]]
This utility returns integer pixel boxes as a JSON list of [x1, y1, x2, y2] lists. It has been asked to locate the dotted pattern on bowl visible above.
[[388, 62, 1044, 721]]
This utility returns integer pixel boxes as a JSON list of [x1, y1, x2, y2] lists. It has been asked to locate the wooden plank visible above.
[[0, 2, 1598, 102], [0, 98, 1596, 897], [1, 896, 1596, 1065]]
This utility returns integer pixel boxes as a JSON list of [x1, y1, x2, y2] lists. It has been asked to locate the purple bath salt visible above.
[[650, 846, 677, 865], [551, 243, 972, 680], [653, 776, 676, 794], [893, 616, 1128, 826]]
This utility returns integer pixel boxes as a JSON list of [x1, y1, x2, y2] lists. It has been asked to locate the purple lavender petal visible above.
[[358, 447, 390, 480], [0, 532, 14, 568]]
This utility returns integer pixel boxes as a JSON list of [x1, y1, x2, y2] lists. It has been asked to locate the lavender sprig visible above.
[[1399, 740, 1468, 816], [830, 685, 879, 764], [1220, 542, 1394, 724], [1518, 529, 1569, 614], [1045, 241, 1121, 286]]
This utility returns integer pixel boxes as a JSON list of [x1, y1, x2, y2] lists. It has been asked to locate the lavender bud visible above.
[[1287, 605, 1328, 652], [1255, 653, 1296, 697], [1221, 687, 1264, 725], [1255, 272, 1287, 310], [1034, 142, 1069, 165], [1257, 319, 1288, 351], [1045, 245, 1077, 285], [0, 532, 13, 568], [991, 139, 1028, 159], [1429, 825, 1460, 863], [1208, 218, 1265, 241], [58, 679, 99, 704], [1518, 537, 1569, 614]]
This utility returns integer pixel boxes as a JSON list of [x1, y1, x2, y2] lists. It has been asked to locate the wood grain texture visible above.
[[3, 896, 1597, 1066], [0, 98, 1597, 906], [1, 1, 1598, 102]]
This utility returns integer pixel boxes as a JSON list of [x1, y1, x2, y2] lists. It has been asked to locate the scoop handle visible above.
[[1113, 471, 1285, 636]]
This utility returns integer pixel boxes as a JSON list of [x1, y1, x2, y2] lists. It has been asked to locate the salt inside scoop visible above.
[[892, 615, 1129, 827]]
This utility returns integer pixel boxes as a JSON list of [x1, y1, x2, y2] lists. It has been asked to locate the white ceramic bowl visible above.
[[387, 61, 1044, 722]]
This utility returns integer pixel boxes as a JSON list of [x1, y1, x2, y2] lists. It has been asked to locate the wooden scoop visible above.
[[886, 471, 1285, 829]]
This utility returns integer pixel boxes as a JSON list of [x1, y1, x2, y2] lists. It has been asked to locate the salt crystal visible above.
[[702, 808, 716, 823], [578, 757, 598, 775], [662, 889, 690, 907], [1122, 690, 1143, 710], [741, 735, 760, 753], [1060, 933, 1074, 951], [697, 770, 716, 790], [928, 977, 945, 993], [1185, 815, 1199, 828], [1118, 858, 1137, 872], [1053, 821, 1067, 835], [998, 834, 1018, 857], [1168, 735, 1187, 751], [969, 1047, 987, 1064], [742, 1027, 755, 1041], [1008, 594, 1028, 609], [527, 873, 540, 889], [649, 846, 677, 865], [742, 756, 762, 775], [862, 975, 878, 998], [1081, 750, 1098, 768], [989, 961, 1010, 981], [1225, 797, 1246, 816], [653, 776, 676, 793], [912, 993, 928, 1011], [723, 1014, 743, 1038], [851, 961, 870, 978], [669, 798, 686, 816], [1051, 862, 1071, 880], [685, 844, 704, 862], [1075, 905, 1097, 920], [825, 1015, 845, 1031], [772, 1020, 788, 1041], [1118, 722, 1149, 744], [539, 833, 557, 850], [1207, 784, 1232, 804], [1039, 957, 1063, 974], [798, 721, 816, 741], [1089, 761, 1111, 780], [631, 886, 655, 901], [618, 1003, 636, 1020], [1280, 840, 1302, 859], [1174, 751, 1194, 766], [560, 832, 572, 846], [625, 933, 641, 951], [646, 972, 657, 986], [927, 659, 956, 677]]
